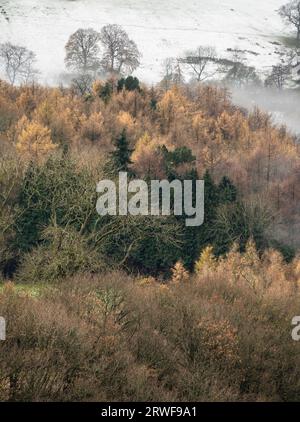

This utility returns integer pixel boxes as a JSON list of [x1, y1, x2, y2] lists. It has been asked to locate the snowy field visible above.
[[0, 0, 287, 84]]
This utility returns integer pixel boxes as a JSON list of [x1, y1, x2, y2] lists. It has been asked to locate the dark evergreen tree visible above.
[[149, 86, 158, 110], [158, 145, 200, 269], [218, 176, 238, 204], [15, 162, 51, 253], [188, 170, 220, 264], [106, 130, 135, 176], [160, 145, 196, 180], [179, 168, 202, 270], [117, 76, 140, 92], [99, 81, 113, 103], [14, 157, 97, 254]]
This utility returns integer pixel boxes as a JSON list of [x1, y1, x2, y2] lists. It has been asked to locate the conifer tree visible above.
[[106, 129, 134, 176], [195, 245, 216, 273], [218, 176, 238, 204]]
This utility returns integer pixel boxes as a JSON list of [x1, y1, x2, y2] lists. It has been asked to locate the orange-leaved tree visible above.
[[16, 118, 57, 160]]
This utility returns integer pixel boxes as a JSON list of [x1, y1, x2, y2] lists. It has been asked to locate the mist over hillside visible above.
[[231, 86, 300, 136]]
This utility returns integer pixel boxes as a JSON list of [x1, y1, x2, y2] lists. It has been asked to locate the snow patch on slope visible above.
[[0, 0, 288, 84]]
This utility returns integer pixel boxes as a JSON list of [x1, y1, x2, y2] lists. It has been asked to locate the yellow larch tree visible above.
[[171, 261, 189, 284], [157, 86, 190, 132], [117, 111, 135, 130], [131, 132, 170, 178], [79, 111, 104, 143], [195, 245, 216, 274], [16, 119, 57, 160]]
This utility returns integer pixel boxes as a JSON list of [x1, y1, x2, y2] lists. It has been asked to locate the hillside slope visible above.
[[0, 0, 287, 83]]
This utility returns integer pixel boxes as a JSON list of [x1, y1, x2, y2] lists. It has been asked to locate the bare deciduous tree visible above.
[[224, 62, 260, 87], [265, 63, 291, 89], [65, 28, 101, 73], [179, 45, 217, 82], [223, 51, 260, 87], [161, 58, 184, 90], [71, 73, 94, 96], [279, 1, 300, 42], [0, 42, 37, 85], [100, 24, 141, 76]]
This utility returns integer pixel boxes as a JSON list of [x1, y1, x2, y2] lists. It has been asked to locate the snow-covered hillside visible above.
[[0, 0, 288, 84]]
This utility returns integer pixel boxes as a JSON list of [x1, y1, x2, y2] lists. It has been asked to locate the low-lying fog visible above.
[[231, 86, 300, 137]]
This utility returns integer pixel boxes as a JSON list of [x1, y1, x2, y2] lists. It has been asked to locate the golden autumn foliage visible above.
[[0, 78, 298, 241], [92, 80, 103, 97], [117, 111, 135, 129], [79, 111, 104, 142], [1, 78, 300, 402], [195, 245, 216, 274], [15, 117, 57, 160], [157, 87, 190, 132], [192, 239, 298, 298], [171, 261, 189, 284], [131, 132, 169, 177]]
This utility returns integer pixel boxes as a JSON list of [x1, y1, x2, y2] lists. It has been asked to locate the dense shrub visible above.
[[0, 155, 24, 275], [15, 155, 99, 253], [0, 280, 169, 401], [1, 254, 300, 401], [16, 226, 104, 284]]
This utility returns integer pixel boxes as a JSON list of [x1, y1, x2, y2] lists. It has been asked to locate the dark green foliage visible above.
[[98, 81, 113, 103], [224, 62, 261, 86], [105, 130, 135, 176], [15, 156, 98, 253], [195, 170, 220, 250], [15, 163, 51, 252], [7, 143, 269, 279], [179, 168, 202, 270], [218, 176, 238, 203], [211, 200, 273, 255], [149, 87, 158, 110], [160, 145, 196, 179], [16, 225, 104, 283], [101, 215, 182, 275], [117, 76, 140, 92], [203, 170, 220, 214], [167, 147, 196, 166], [269, 239, 296, 263], [156, 145, 241, 269], [182, 170, 238, 268], [13, 151, 183, 279], [0, 160, 19, 276], [150, 97, 157, 110]]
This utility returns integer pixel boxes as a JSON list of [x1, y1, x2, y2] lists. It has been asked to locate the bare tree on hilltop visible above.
[[279, 1, 300, 43], [100, 24, 141, 76], [179, 45, 217, 82], [65, 25, 141, 81], [265, 62, 292, 89], [65, 28, 101, 74], [223, 50, 261, 87], [161, 58, 184, 90], [0, 42, 38, 85]]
